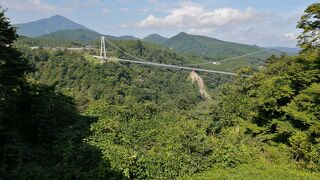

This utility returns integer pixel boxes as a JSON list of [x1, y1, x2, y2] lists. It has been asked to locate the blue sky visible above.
[[0, 0, 317, 47]]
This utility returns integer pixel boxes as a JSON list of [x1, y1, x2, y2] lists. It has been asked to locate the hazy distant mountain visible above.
[[267, 47, 300, 55], [143, 34, 168, 44], [15, 15, 94, 37]]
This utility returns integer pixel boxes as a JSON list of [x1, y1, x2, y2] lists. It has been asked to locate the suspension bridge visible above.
[[93, 36, 267, 76]]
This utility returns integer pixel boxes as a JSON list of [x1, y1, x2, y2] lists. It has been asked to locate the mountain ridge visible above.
[[37, 29, 140, 43], [162, 32, 265, 59], [15, 15, 95, 37], [143, 34, 168, 44]]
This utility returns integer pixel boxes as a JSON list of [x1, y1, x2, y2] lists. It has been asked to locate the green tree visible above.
[[0, 8, 31, 144], [297, 3, 320, 50], [0, 8, 120, 178], [135, 40, 145, 56], [117, 46, 126, 59], [207, 2, 320, 171]]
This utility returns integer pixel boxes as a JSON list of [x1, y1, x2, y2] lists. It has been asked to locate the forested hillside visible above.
[[163, 32, 272, 59], [1, 2, 320, 179], [38, 29, 102, 43]]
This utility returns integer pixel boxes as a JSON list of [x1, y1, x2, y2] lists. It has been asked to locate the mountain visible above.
[[163, 32, 267, 59], [37, 29, 139, 43], [15, 15, 94, 37], [117, 36, 140, 40], [143, 34, 168, 44], [38, 29, 102, 43], [267, 47, 300, 55]]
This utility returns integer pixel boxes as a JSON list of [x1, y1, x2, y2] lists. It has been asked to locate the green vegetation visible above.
[[0, 10, 120, 179], [38, 29, 102, 43], [38, 29, 140, 44], [182, 161, 320, 179], [163, 32, 272, 59], [297, 3, 320, 50], [1, 2, 320, 179]]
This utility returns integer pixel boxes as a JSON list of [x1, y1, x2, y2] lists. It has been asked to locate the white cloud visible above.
[[129, 2, 300, 47], [283, 33, 296, 41], [0, 0, 58, 13], [135, 4, 257, 29]]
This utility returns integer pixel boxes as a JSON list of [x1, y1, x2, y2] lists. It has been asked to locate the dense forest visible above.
[[1, 3, 320, 179]]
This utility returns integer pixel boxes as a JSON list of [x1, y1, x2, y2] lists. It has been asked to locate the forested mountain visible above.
[[163, 32, 269, 58], [15, 15, 94, 37], [143, 34, 168, 44], [1, 2, 320, 179], [38, 29, 102, 43], [36, 29, 140, 44]]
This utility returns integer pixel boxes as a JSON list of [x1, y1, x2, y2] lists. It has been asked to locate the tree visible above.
[[117, 46, 126, 59], [0, 8, 16, 47], [135, 40, 145, 56], [297, 3, 320, 50], [0, 8, 31, 134], [0, 8, 119, 178]]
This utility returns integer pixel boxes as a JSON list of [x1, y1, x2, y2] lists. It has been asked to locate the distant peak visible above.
[[49, 15, 68, 19], [177, 32, 188, 36], [145, 34, 163, 38], [51, 15, 62, 17]]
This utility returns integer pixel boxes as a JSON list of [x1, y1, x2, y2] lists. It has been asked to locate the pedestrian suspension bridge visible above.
[[93, 36, 267, 76]]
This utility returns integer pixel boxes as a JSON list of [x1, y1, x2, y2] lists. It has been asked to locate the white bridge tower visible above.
[[94, 36, 108, 63]]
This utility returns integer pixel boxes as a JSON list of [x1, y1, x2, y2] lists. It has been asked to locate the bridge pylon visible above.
[[94, 36, 108, 63]]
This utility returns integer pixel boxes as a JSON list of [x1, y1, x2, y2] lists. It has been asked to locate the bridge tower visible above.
[[99, 36, 107, 63]]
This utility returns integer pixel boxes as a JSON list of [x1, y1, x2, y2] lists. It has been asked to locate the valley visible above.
[[1, 2, 319, 179]]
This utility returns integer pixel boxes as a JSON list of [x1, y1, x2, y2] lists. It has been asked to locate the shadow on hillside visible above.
[[0, 85, 123, 179]]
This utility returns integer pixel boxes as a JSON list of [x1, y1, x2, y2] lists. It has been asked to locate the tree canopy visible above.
[[298, 3, 320, 50]]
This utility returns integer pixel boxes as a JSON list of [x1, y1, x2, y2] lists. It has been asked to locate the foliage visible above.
[[209, 45, 320, 171], [25, 43, 227, 110], [182, 159, 320, 180], [297, 3, 320, 50], [0, 8, 118, 179], [84, 101, 258, 179]]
